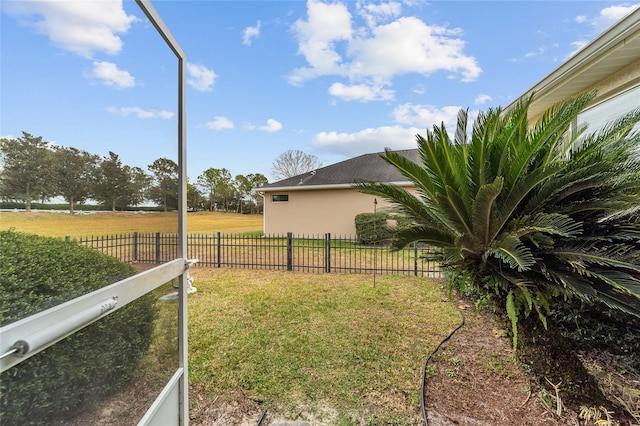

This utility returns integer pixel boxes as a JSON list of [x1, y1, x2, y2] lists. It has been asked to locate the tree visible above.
[[147, 158, 178, 212], [92, 152, 135, 211], [187, 182, 205, 211], [0, 132, 56, 211], [247, 173, 268, 214], [234, 174, 251, 213], [271, 149, 322, 181], [356, 92, 640, 407], [124, 166, 151, 208], [52, 146, 98, 213], [215, 168, 234, 211], [196, 167, 232, 211], [197, 168, 223, 211]]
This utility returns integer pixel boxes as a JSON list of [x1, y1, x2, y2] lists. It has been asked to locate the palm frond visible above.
[[391, 225, 457, 251], [485, 233, 535, 272], [471, 176, 504, 246], [512, 213, 582, 239]]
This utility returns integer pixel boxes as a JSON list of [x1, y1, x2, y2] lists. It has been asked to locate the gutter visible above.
[[258, 181, 414, 192]]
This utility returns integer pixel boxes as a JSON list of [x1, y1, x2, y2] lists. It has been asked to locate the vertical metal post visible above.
[[176, 50, 189, 426], [155, 232, 161, 264], [133, 232, 139, 262], [373, 198, 377, 287], [132, 1, 189, 418], [217, 232, 221, 268], [287, 232, 293, 271], [414, 243, 418, 277], [325, 233, 331, 273]]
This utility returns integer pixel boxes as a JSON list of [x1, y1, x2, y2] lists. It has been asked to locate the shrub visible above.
[[0, 230, 157, 425], [355, 212, 393, 244]]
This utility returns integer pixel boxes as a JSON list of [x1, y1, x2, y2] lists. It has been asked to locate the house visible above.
[[259, 149, 420, 236], [261, 7, 639, 237]]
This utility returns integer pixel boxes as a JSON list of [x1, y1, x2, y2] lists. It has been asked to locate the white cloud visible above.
[[357, 1, 402, 27], [312, 125, 420, 157], [289, 0, 353, 85], [474, 94, 492, 105], [566, 40, 589, 58], [349, 17, 480, 82], [187, 63, 217, 92], [205, 116, 234, 130], [88, 61, 135, 88], [258, 119, 283, 133], [392, 103, 462, 128], [313, 102, 481, 157], [289, 1, 481, 91], [243, 21, 261, 46], [3, 0, 137, 58], [107, 106, 173, 119], [570, 4, 639, 57], [575, 15, 587, 24], [328, 82, 394, 102], [582, 4, 639, 32]]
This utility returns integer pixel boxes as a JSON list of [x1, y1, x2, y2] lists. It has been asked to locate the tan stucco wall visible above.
[[262, 187, 408, 236], [588, 58, 640, 107]]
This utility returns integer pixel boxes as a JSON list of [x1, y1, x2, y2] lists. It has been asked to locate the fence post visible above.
[[413, 243, 418, 276], [217, 232, 221, 268], [133, 232, 138, 262], [325, 233, 331, 273], [155, 232, 161, 264], [287, 232, 293, 271]]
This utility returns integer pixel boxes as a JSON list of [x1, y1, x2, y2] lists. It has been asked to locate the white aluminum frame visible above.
[[0, 1, 190, 424]]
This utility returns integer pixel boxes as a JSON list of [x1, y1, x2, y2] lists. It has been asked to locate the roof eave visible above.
[[258, 181, 414, 192], [508, 7, 640, 117]]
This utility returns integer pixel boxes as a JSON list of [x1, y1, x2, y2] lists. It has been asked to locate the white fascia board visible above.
[[260, 181, 414, 192]]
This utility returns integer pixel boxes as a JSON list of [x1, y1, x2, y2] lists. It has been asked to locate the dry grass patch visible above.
[[187, 268, 460, 425], [0, 211, 262, 238]]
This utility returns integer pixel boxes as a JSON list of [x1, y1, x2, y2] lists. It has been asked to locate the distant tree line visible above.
[[0, 131, 269, 213]]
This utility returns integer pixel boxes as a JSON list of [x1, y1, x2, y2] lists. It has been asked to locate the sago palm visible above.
[[356, 91, 640, 347]]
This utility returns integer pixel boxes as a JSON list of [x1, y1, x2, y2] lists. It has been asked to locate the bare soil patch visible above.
[[423, 305, 569, 426]]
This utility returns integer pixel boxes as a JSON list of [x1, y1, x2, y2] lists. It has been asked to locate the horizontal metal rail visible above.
[[69, 232, 442, 278], [0, 259, 186, 372]]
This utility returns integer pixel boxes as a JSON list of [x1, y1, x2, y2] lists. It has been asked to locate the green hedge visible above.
[[0, 201, 165, 212], [0, 231, 157, 425], [355, 212, 394, 244]]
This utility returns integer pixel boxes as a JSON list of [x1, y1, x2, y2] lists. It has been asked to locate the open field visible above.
[[0, 211, 263, 238]]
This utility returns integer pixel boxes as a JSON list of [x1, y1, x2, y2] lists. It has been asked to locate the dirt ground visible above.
[[422, 305, 572, 426]]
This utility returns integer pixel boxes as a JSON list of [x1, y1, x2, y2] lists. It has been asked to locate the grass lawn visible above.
[[186, 268, 460, 425], [0, 211, 263, 238]]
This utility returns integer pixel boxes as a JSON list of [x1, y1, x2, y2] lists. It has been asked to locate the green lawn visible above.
[[186, 268, 459, 425]]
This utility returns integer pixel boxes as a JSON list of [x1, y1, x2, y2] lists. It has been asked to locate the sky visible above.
[[2, 0, 639, 185]]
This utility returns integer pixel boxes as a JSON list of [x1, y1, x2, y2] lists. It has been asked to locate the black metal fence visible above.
[[67, 232, 442, 278]]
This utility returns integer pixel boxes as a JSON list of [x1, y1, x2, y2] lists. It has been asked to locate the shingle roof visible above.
[[261, 149, 420, 189]]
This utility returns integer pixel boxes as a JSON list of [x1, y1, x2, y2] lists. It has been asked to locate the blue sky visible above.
[[2, 0, 639, 184]]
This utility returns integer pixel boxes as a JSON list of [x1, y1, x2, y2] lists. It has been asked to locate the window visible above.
[[577, 86, 640, 134], [272, 194, 289, 202]]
